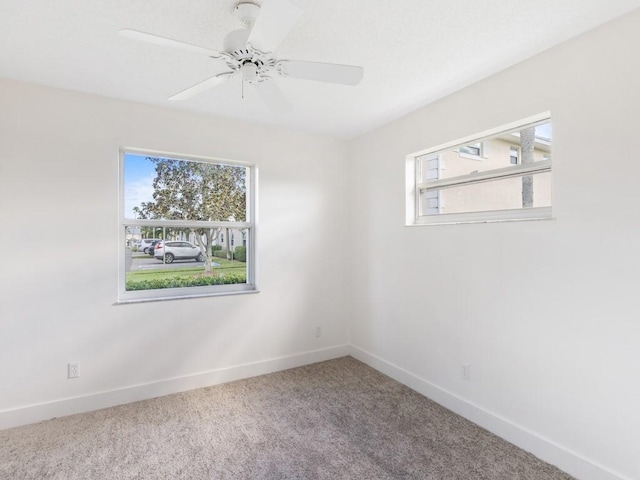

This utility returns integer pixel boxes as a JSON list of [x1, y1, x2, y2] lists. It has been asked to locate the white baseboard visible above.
[[3, 343, 632, 480], [349, 345, 632, 480], [0, 345, 349, 431]]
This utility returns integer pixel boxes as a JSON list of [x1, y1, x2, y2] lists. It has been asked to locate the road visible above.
[[128, 253, 220, 271]]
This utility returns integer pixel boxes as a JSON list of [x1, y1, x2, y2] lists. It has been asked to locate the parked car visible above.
[[154, 241, 205, 264], [139, 238, 160, 254], [147, 240, 161, 256]]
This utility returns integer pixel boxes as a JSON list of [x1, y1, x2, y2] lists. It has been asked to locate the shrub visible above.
[[233, 246, 247, 262], [211, 245, 222, 251], [126, 273, 247, 291], [211, 247, 246, 261]]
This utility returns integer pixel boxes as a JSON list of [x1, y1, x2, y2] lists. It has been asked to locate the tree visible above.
[[520, 127, 536, 207], [136, 157, 246, 274]]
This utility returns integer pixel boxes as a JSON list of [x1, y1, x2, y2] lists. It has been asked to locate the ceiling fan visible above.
[[119, 0, 364, 113]]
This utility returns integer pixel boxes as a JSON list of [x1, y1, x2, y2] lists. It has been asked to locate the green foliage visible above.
[[136, 157, 246, 222], [233, 245, 247, 262], [211, 247, 246, 261], [213, 249, 228, 259], [212, 245, 223, 251], [125, 260, 246, 288], [126, 273, 246, 291]]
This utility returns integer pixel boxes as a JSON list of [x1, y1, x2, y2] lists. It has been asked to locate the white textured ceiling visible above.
[[1, 0, 639, 139]]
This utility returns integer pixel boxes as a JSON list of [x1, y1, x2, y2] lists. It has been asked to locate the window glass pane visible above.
[[120, 149, 255, 301], [510, 146, 519, 165], [459, 144, 481, 156], [420, 171, 551, 216], [419, 121, 552, 181], [123, 153, 247, 222], [419, 154, 440, 182], [124, 225, 248, 292]]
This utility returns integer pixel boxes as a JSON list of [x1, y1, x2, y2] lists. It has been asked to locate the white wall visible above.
[[348, 9, 640, 480], [0, 79, 349, 426]]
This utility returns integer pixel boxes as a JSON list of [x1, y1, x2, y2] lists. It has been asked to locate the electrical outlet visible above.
[[461, 363, 470, 381], [315, 326, 322, 338], [68, 362, 80, 379]]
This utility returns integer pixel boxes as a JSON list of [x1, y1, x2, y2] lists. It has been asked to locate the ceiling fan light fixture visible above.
[[242, 62, 258, 82]]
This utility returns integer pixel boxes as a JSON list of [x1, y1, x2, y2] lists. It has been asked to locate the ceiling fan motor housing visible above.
[[221, 28, 272, 82]]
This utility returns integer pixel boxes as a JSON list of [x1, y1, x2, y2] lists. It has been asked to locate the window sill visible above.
[[459, 153, 484, 161], [115, 288, 260, 305], [408, 207, 553, 226]]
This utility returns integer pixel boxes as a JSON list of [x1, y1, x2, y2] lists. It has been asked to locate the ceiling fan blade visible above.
[[248, 0, 302, 53], [168, 74, 231, 101], [279, 60, 364, 85], [255, 78, 292, 114], [119, 29, 221, 57]]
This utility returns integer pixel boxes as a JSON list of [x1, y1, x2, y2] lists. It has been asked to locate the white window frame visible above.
[[406, 112, 552, 226], [118, 148, 258, 303]]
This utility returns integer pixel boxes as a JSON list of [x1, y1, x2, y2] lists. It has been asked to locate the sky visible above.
[[536, 122, 552, 140], [124, 153, 156, 219]]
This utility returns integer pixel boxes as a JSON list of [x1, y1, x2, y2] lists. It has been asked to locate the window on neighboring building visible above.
[[510, 146, 519, 165], [119, 149, 257, 302], [459, 143, 482, 157], [407, 113, 552, 225]]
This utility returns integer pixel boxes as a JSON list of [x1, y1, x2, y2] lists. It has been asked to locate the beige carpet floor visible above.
[[0, 356, 574, 479]]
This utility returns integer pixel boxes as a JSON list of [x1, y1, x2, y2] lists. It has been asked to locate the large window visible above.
[[407, 113, 552, 225], [119, 149, 257, 302]]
